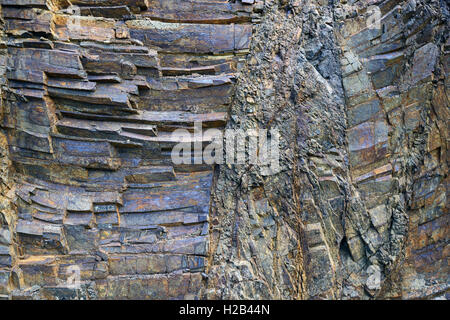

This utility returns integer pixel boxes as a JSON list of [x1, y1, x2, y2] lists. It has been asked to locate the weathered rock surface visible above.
[[206, 0, 448, 300], [0, 0, 258, 300], [0, 0, 447, 300]]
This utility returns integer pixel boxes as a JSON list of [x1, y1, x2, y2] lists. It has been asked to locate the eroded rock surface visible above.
[[0, 0, 259, 300], [0, 0, 448, 300]]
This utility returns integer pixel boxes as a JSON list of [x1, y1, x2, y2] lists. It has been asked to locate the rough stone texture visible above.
[[205, 0, 448, 300], [0, 0, 259, 300], [205, 1, 347, 299], [0, 0, 448, 300]]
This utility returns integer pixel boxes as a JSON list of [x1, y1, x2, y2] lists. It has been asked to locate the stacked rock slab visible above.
[[204, 0, 448, 300], [0, 0, 259, 299], [335, 0, 448, 299]]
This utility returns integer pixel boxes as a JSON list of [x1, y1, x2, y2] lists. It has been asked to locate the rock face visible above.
[[0, 0, 447, 300], [335, 0, 448, 299], [0, 0, 258, 300]]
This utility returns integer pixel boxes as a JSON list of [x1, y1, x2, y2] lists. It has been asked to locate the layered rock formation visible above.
[[0, 0, 258, 300], [0, 0, 448, 300], [336, 0, 448, 299]]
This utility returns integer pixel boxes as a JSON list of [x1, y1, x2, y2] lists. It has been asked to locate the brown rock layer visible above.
[[0, 0, 447, 300], [0, 0, 259, 300]]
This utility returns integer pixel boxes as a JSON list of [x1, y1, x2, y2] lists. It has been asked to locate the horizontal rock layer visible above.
[[0, 0, 448, 300], [0, 0, 260, 300]]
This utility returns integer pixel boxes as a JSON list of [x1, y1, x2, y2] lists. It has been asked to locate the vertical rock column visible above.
[[0, 0, 260, 299], [0, 3, 16, 299], [334, 0, 448, 299]]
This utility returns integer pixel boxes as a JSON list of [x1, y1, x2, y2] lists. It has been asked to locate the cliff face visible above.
[[0, 0, 259, 300], [335, 0, 448, 299], [0, 0, 447, 300]]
